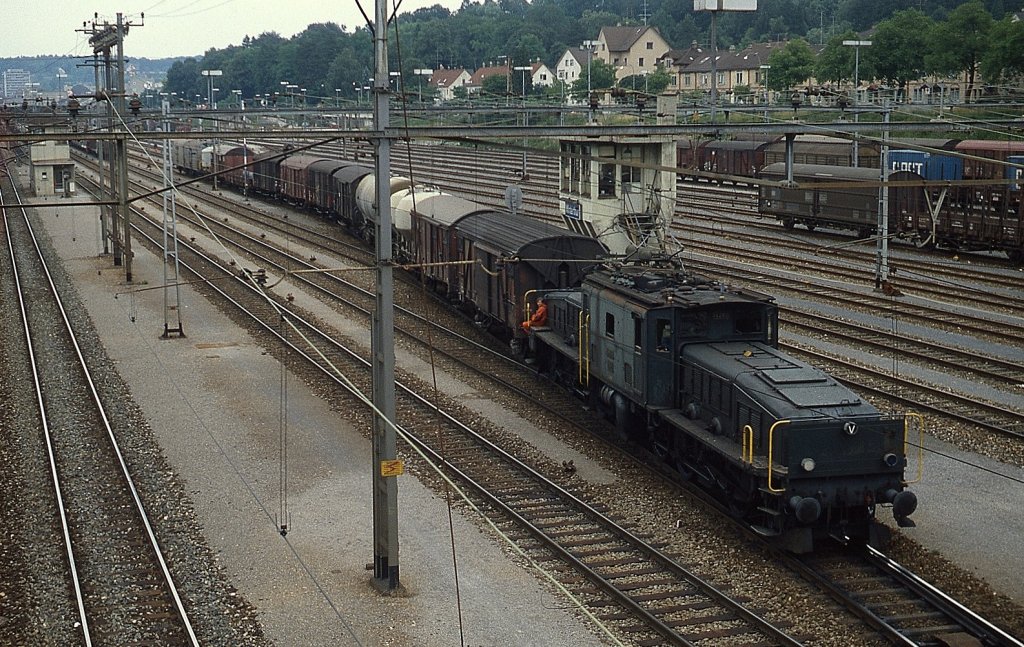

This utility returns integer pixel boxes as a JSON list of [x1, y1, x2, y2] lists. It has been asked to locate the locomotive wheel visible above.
[[728, 490, 755, 518], [674, 457, 694, 481]]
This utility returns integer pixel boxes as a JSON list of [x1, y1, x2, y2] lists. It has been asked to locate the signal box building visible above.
[[29, 127, 75, 196], [558, 96, 677, 257]]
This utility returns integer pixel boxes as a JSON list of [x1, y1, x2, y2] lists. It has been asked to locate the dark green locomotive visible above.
[[530, 260, 919, 552]]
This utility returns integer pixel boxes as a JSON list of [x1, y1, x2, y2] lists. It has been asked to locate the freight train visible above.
[[676, 135, 1024, 261], [165, 139, 922, 552], [757, 145, 1024, 262]]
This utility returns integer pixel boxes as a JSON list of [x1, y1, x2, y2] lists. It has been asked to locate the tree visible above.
[[865, 10, 934, 102], [645, 67, 673, 95], [765, 39, 816, 93], [815, 30, 874, 85], [569, 58, 616, 101], [980, 17, 1024, 89], [481, 72, 510, 100], [925, 0, 993, 101]]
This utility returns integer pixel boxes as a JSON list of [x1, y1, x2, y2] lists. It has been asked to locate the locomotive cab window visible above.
[[656, 318, 672, 351], [605, 312, 615, 337], [734, 311, 763, 336]]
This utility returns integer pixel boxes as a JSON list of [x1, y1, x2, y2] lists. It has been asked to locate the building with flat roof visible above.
[[3, 68, 31, 101]]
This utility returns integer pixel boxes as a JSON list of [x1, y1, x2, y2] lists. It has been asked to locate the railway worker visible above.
[[522, 297, 548, 331]]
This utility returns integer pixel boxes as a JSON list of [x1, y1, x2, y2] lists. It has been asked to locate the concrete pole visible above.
[[371, 0, 399, 593], [875, 102, 891, 290], [710, 10, 718, 123], [105, 47, 121, 267], [116, 13, 132, 282], [93, 52, 109, 254]]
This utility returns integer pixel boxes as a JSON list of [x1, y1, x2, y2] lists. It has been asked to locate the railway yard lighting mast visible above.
[[413, 69, 432, 104], [695, 0, 757, 123], [759, 64, 770, 123], [202, 70, 222, 189], [583, 40, 597, 123], [842, 39, 871, 166]]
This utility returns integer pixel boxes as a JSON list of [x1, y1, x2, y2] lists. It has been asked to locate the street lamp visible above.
[[842, 39, 871, 166], [201, 69, 223, 190], [201, 69, 222, 109], [414, 69, 432, 104], [583, 40, 597, 123], [759, 64, 771, 123], [513, 65, 531, 175]]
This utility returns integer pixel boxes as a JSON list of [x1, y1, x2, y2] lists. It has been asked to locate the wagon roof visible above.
[[409, 192, 481, 223], [208, 142, 266, 156], [760, 162, 882, 181], [702, 140, 766, 151], [331, 164, 373, 182], [453, 210, 607, 257], [896, 137, 960, 151], [956, 140, 1024, 153], [280, 154, 324, 171], [308, 159, 348, 173]]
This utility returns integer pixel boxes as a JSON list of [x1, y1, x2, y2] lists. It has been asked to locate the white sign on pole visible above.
[[694, 0, 757, 10]]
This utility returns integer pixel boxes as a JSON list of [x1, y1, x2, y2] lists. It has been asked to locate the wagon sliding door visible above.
[[471, 245, 502, 319]]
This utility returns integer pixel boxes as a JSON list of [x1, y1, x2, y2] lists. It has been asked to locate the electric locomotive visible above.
[[530, 259, 919, 552]]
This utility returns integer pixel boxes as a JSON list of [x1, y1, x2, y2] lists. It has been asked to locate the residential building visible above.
[[465, 65, 509, 96], [670, 42, 782, 104], [594, 25, 671, 82], [428, 67, 471, 102], [555, 47, 592, 89], [529, 61, 555, 88]]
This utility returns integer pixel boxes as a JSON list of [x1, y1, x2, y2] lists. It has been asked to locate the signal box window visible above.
[[605, 312, 615, 337], [599, 163, 616, 198]]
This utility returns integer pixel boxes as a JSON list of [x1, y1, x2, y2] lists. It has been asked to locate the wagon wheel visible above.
[[804, 221, 816, 232], [781, 218, 795, 230]]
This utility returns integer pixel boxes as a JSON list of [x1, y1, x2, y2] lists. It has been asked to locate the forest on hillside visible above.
[[152, 0, 1022, 104]]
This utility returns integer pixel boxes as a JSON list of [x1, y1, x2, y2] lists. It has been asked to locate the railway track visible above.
[[88, 176, 806, 647], [780, 310, 1024, 389], [791, 546, 1023, 647], [2, 170, 198, 645]]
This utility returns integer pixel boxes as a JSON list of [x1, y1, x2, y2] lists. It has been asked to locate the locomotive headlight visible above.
[[801, 458, 815, 472], [844, 421, 858, 436]]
